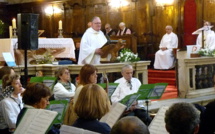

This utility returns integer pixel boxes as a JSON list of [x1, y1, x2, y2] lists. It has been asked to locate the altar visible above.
[[177, 51, 215, 98], [13, 61, 150, 84], [0, 38, 76, 63]]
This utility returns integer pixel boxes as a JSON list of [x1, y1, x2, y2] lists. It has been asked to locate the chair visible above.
[[46, 100, 69, 125], [29, 77, 43, 83], [43, 76, 57, 89]]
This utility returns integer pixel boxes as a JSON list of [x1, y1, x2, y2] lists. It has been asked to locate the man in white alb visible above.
[[154, 25, 178, 70], [196, 21, 215, 50], [78, 17, 107, 65]]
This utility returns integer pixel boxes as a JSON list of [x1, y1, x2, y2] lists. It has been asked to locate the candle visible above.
[[12, 18, 16, 29], [59, 20, 62, 30], [9, 26, 12, 38]]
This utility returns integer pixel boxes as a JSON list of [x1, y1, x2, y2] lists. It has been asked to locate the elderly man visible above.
[[78, 17, 107, 65], [110, 116, 149, 134], [104, 23, 116, 36], [154, 25, 178, 69], [196, 21, 215, 50], [165, 102, 200, 134], [117, 22, 131, 36], [111, 64, 151, 125]]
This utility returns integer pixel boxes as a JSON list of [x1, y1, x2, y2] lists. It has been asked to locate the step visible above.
[[148, 78, 176, 85], [148, 69, 176, 78]]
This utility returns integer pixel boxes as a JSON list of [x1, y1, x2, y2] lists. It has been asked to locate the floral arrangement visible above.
[[117, 48, 140, 62], [34, 51, 56, 64], [198, 49, 215, 57]]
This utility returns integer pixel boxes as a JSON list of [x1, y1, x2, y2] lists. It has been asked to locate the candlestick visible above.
[[59, 20, 62, 30], [12, 18, 16, 29], [58, 29, 63, 38], [9, 26, 12, 38]]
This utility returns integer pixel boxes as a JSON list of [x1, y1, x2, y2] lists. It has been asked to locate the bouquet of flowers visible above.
[[198, 49, 215, 57], [117, 48, 140, 62]]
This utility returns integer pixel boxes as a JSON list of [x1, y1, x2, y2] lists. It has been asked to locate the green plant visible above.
[[117, 48, 140, 62], [0, 20, 5, 35], [198, 49, 215, 56]]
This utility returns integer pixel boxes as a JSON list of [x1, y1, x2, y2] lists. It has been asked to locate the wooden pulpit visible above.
[[110, 35, 137, 53]]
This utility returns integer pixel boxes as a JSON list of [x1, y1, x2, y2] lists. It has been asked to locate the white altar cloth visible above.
[[0, 38, 76, 61]]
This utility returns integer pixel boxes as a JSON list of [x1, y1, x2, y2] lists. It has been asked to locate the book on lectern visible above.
[[14, 109, 58, 134]]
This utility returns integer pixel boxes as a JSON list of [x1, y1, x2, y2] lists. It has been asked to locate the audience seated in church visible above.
[[165, 102, 200, 134], [154, 25, 178, 70], [53, 67, 76, 100], [198, 100, 215, 134], [111, 64, 152, 125], [0, 74, 24, 134], [16, 83, 59, 134], [63, 64, 98, 125], [110, 116, 150, 134], [104, 23, 116, 37], [73, 84, 111, 134], [116, 22, 131, 36]]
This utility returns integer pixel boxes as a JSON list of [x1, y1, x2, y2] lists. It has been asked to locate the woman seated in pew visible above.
[[53, 67, 76, 100], [16, 83, 59, 134], [63, 64, 98, 125], [73, 84, 111, 134], [0, 74, 24, 134]]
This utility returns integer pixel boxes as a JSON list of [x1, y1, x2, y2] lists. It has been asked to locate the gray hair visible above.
[[91, 16, 100, 22], [121, 64, 133, 73], [165, 102, 200, 134], [111, 116, 149, 134], [119, 22, 125, 27], [166, 25, 173, 30]]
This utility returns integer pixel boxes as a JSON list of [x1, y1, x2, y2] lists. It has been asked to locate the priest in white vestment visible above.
[[195, 21, 215, 50], [78, 17, 107, 65], [154, 25, 178, 69]]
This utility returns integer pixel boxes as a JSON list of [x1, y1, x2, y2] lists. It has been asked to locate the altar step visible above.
[[148, 69, 178, 100], [148, 69, 176, 86]]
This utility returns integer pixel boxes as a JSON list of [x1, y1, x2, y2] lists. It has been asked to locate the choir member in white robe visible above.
[[78, 17, 107, 65], [154, 25, 178, 69], [196, 21, 215, 50]]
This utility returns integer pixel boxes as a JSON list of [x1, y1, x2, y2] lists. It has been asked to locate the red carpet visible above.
[[148, 69, 178, 100]]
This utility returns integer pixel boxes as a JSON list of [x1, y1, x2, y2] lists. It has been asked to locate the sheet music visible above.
[[148, 106, 169, 134], [14, 109, 58, 134], [100, 102, 126, 128], [60, 125, 99, 134]]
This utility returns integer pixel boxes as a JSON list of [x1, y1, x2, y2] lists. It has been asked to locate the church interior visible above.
[[0, 0, 215, 133]]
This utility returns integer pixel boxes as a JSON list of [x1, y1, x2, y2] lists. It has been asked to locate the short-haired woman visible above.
[[0, 74, 24, 134], [53, 67, 76, 100], [73, 84, 111, 134], [16, 83, 59, 134]]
